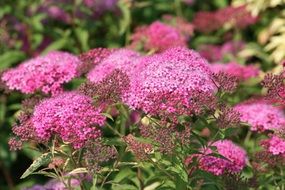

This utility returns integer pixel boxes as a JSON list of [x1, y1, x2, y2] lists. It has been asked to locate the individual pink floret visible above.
[[186, 140, 247, 175], [32, 91, 105, 148], [234, 100, 285, 132], [87, 49, 140, 83], [130, 21, 188, 52], [123, 47, 215, 116], [1, 51, 80, 95], [210, 62, 259, 80]]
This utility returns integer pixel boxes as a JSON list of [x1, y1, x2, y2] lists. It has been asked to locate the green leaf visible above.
[[32, 171, 58, 178], [213, 0, 227, 8], [42, 38, 68, 54], [68, 167, 88, 175], [102, 113, 114, 121], [174, 173, 188, 190], [113, 168, 135, 183], [20, 152, 52, 179], [74, 28, 89, 51], [144, 182, 161, 190], [111, 184, 137, 190], [103, 137, 125, 146], [0, 51, 26, 69], [118, 0, 131, 35]]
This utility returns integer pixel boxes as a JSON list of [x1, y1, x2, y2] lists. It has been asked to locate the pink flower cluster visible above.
[[234, 100, 285, 132], [1, 51, 80, 95], [193, 5, 258, 33], [32, 92, 105, 148], [123, 47, 215, 117], [199, 41, 245, 62], [261, 136, 285, 156], [130, 21, 188, 52], [210, 62, 259, 80], [186, 140, 247, 175], [87, 49, 140, 83]]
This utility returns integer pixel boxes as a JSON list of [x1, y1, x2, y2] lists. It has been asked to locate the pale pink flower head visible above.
[[186, 140, 247, 175], [234, 100, 285, 132], [32, 91, 105, 148], [261, 135, 285, 156], [210, 62, 259, 80], [1, 51, 80, 95], [130, 21, 188, 52], [87, 49, 140, 83], [123, 47, 215, 118]]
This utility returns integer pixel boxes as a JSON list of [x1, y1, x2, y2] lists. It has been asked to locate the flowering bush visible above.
[[1, 0, 285, 190]]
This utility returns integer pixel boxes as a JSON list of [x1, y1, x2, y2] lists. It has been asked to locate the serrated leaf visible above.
[[21, 152, 52, 179]]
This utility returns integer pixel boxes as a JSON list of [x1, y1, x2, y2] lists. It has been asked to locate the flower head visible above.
[[234, 100, 285, 132], [186, 140, 247, 175], [32, 91, 105, 148], [261, 135, 285, 156], [123, 47, 215, 119], [130, 21, 188, 52], [1, 51, 80, 95]]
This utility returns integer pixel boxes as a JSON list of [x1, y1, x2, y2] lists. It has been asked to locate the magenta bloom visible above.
[[130, 21, 188, 52], [87, 49, 140, 83], [210, 62, 259, 80], [261, 136, 285, 156], [234, 100, 285, 132], [186, 140, 247, 175], [123, 47, 215, 118], [199, 41, 245, 62], [32, 92, 105, 148], [1, 51, 80, 95], [193, 5, 258, 33]]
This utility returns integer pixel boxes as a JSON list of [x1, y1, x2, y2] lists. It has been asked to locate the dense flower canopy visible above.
[[234, 100, 285, 132], [186, 140, 247, 175], [123, 47, 215, 118], [1, 51, 80, 95], [32, 92, 105, 148]]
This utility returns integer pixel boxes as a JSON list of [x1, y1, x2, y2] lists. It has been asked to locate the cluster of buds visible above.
[[123, 134, 153, 160]]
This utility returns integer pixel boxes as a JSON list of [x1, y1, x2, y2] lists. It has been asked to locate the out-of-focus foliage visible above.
[[233, 0, 285, 15], [234, 0, 285, 64]]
